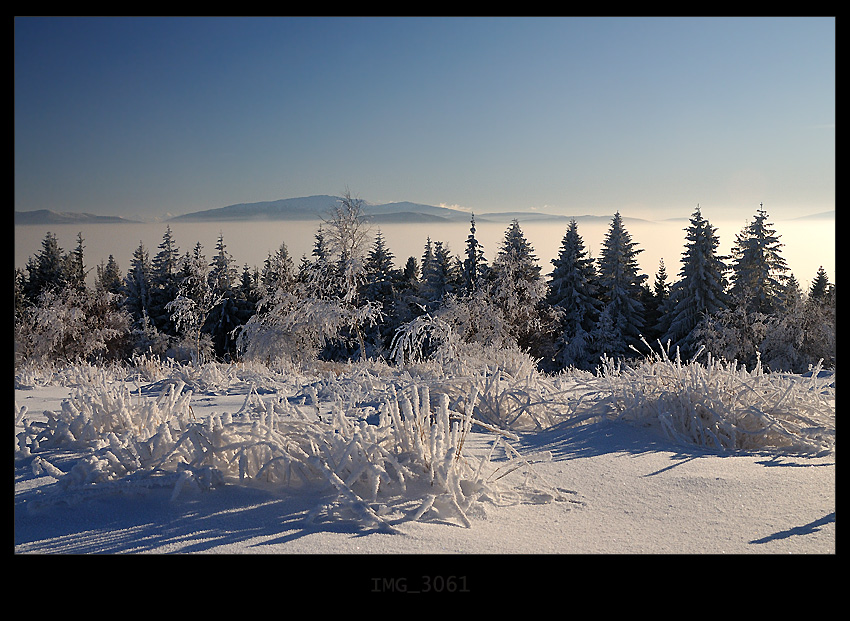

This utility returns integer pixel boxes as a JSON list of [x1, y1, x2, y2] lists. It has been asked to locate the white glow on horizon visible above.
[[15, 214, 834, 294]]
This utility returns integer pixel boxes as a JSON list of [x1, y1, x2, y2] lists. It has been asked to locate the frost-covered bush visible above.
[[14, 360, 58, 390], [125, 351, 174, 383], [15, 287, 131, 366], [236, 289, 382, 364], [436, 346, 586, 432], [16, 370, 568, 530], [389, 332, 593, 432], [390, 312, 460, 366], [690, 306, 768, 370], [759, 296, 836, 373], [692, 298, 836, 374], [16, 356, 146, 391], [591, 339, 835, 454]]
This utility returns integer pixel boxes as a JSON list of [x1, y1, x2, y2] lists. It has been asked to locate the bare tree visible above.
[[237, 189, 380, 363], [322, 188, 372, 305]]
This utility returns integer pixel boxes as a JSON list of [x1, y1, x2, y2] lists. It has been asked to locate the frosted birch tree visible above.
[[236, 191, 381, 362]]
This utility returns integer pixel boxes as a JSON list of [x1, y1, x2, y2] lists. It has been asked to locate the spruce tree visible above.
[[593, 212, 647, 357], [123, 241, 153, 328], [435, 241, 462, 297], [95, 255, 123, 295], [780, 273, 804, 312], [305, 225, 335, 299], [14, 267, 27, 320], [22, 257, 38, 302], [808, 266, 830, 302], [420, 238, 461, 309], [488, 219, 553, 356], [362, 229, 396, 306], [402, 255, 420, 287], [547, 220, 601, 331], [168, 242, 219, 362], [64, 232, 87, 292], [149, 226, 181, 336], [208, 234, 237, 294], [640, 258, 669, 346], [420, 238, 435, 293], [358, 229, 397, 353], [262, 242, 296, 297], [661, 206, 730, 354], [462, 213, 488, 293], [296, 254, 312, 285], [546, 219, 601, 368], [237, 264, 262, 310], [393, 256, 424, 324], [729, 204, 789, 315], [207, 233, 239, 358], [800, 268, 836, 368], [418, 237, 443, 309], [24, 232, 67, 301]]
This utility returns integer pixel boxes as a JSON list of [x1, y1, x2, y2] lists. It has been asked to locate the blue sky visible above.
[[15, 16, 835, 222]]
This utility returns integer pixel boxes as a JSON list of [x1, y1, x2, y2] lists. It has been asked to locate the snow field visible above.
[[15, 347, 835, 553]]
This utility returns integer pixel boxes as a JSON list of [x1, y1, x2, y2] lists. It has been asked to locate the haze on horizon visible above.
[[14, 16, 834, 223]]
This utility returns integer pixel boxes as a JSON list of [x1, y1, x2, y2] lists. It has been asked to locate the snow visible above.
[[15, 356, 835, 558]]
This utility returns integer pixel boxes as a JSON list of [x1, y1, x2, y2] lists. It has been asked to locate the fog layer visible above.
[[15, 217, 834, 292]]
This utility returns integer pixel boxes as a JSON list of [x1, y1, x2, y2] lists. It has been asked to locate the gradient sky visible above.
[[15, 16, 835, 222]]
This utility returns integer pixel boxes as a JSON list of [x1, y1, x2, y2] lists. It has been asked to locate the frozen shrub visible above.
[[15, 287, 131, 366], [390, 313, 460, 366], [17, 367, 569, 530], [236, 291, 382, 364], [590, 339, 835, 454]]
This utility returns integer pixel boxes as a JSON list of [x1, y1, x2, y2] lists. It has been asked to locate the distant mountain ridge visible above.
[[16, 199, 835, 226], [164, 196, 654, 224], [165, 195, 476, 223], [15, 209, 142, 225]]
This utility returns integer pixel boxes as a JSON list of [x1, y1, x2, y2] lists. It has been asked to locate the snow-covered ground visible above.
[[14, 355, 835, 556]]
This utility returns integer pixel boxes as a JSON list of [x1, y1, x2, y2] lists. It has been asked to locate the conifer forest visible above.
[[14, 195, 835, 375]]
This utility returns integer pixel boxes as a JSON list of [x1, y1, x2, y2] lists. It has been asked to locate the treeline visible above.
[[14, 194, 835, 374]]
